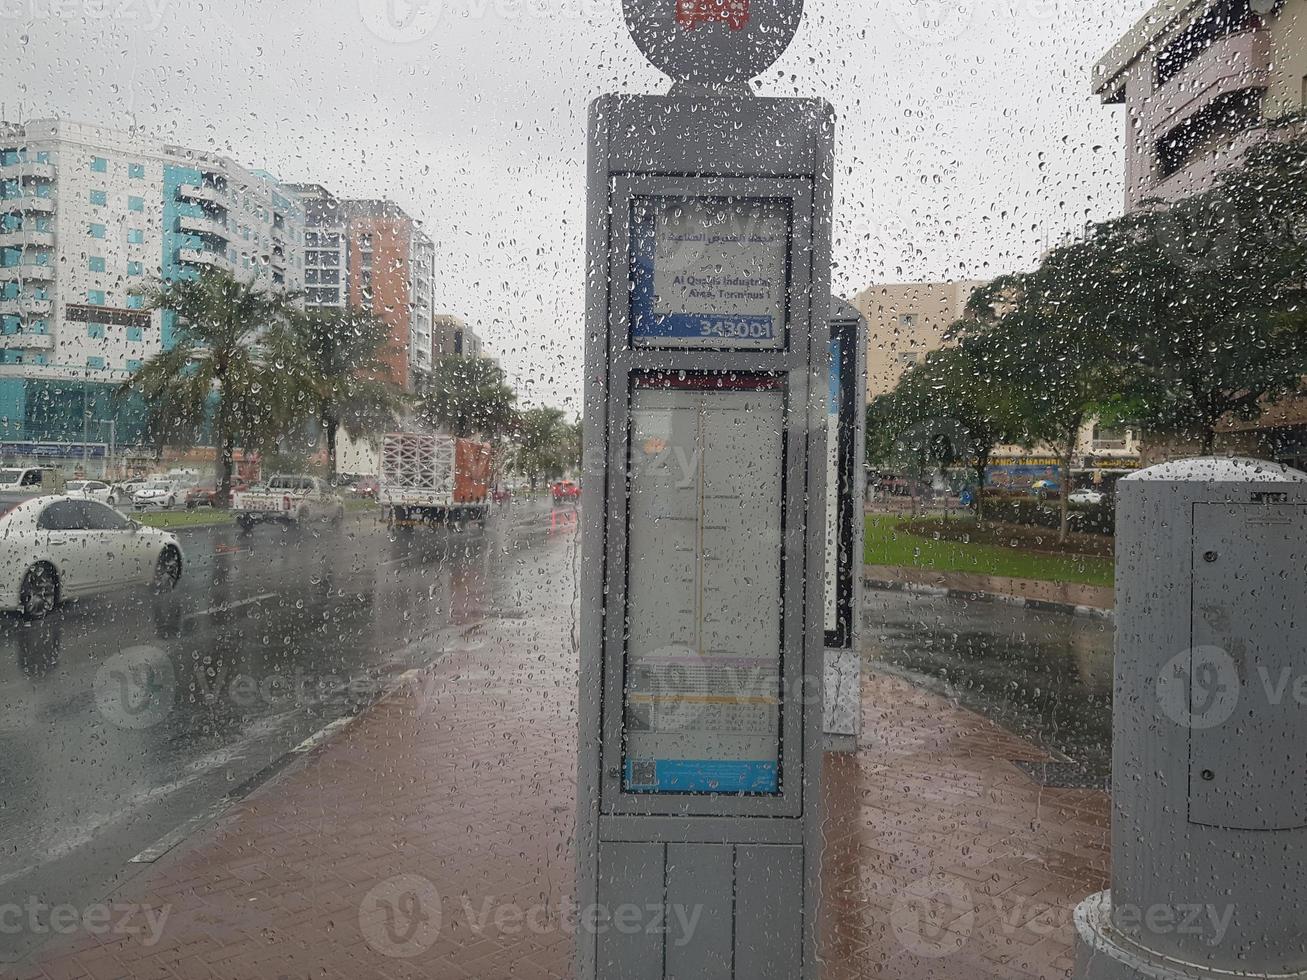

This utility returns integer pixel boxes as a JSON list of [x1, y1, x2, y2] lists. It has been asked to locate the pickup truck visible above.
[[0, 466, 66, 496], [231, 475, 345, 530]]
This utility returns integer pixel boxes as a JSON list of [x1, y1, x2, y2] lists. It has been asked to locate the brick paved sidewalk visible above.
[[17, 536, 1108, 980]]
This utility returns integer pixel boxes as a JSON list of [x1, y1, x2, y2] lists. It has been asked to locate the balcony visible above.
[[14, 263, 54, 282], [178, 213, 230, 240], [0, 161, 55, 181], [0, 197, 56, 215], [0, 295, 52, 316], [177, 183, 227, 207], [178, 247, 234, 273], [0, 332, 54, 351], [1145, 30, 1271, 150], [0, 230, 54, 249]]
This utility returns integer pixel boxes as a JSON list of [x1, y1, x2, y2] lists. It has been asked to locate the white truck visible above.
[[378, 433, 492, 529], [231, 474, 345, 531]]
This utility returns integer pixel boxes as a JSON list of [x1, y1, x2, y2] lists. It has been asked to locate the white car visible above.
[[66, 480, 113, 504], [133, 481, 181, 511], [0, 495, 183, 618], [1068, 488, 1107, 507]]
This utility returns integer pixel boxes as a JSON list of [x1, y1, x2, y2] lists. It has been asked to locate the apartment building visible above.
[[287, 189, 437, 390], [850, 280, 986, 401], [0, 118, 305, 471], [430, 313, 484, 361], [1095, 0, 1306, 212]]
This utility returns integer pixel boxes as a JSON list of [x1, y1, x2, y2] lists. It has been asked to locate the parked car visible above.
[[231, 474, 345, 530], [551, 479, 581, 504], [133, 481, 182, 511], [185, 484, 218, 509], [1068, 488, 1107, 507], [0, 495, 183, 618], [108, 480, 146, 506], [66, 480, 113, 504], [350, 477, 379, 500]]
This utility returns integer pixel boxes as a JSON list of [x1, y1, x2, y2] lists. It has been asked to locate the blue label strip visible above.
[[625, 759, 779, 794]]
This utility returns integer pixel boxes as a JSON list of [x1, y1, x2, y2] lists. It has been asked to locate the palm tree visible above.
[[267, 308, 406, 481], [122, 269, 295, 504], [416, 355, 517, 441]]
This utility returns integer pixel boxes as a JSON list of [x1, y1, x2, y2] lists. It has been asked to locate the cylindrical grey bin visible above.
[[1076, 458, 1307, 980]]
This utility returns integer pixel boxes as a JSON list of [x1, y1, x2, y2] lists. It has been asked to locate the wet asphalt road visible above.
[[0, 499, 578, 965], [862, 588, 1115, 783]]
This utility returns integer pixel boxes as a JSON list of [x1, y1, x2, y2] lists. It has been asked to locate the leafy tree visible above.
[[416, 356, 517, 440], [122, 269, 294, 503], [267, 308, 406, 480], [870, 345, 1024, 518], [1101, 132, 1307, 451], [962, 260, 1129, 542]]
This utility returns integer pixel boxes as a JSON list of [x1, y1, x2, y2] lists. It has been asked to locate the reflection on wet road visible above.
[[862, 588, 1114, 783], [0, 499, 579, 964]]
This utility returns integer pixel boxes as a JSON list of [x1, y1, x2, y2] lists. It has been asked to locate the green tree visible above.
[[122, 269, 294, 503], [1098, 133, 1307, 451], [870, 345, 1024, 518], [417, 356, 517, 440], [962, 261, 1129, 542], [514, 406, 576, 488], [268, 308, 406, 480]]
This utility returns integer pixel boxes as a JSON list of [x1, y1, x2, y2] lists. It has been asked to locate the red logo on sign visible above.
[[676, 0, 750, 31]]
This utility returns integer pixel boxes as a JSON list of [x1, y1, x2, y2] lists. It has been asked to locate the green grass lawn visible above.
[[136, 509, 234, 530], [864, 514, 1115, 588]]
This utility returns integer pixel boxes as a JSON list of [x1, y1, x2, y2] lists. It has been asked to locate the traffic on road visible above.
[[0, 496, 576, 966]]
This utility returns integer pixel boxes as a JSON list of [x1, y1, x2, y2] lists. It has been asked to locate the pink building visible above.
[[1094, 0, 1306, 213]]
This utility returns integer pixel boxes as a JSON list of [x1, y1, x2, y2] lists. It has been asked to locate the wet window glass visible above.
[[2, 2, 1306, 979]]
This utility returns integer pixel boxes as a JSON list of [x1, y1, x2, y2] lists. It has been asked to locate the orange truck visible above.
[[378, 433, 491, 528]]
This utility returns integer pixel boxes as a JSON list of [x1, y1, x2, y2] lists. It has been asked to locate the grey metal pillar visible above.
[[1075, 457, 1307, 980]]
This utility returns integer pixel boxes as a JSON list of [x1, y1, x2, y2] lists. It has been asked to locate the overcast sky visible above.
[[0, 0, 1152, 410]]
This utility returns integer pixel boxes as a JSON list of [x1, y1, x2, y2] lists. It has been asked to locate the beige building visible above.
[[431, 313, 485, 360], [1094, 0, 1307, 213], [850, 280, 986, 400]]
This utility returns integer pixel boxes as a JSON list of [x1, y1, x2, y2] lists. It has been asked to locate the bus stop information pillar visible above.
[[575, 2, 834, 978]]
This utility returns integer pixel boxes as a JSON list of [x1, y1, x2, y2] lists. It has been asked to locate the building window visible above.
[[88, 256, 106, 273], [88, 223, 106, 239], [128, 195, 145, 212], [898, 313, 918, 330], [127, 260, 143, 276], [127, 229, 144, 244], [86, 356, 106, 369], [126, 359, 142, 372], [127, 295, 143, 310], [89, 189, 108, 206], [126, 327, 144, 342], [35, 151, 50, 164], [87, 290, 106, 305], [90, 156, 108, 173], [128, 163, 145, 179], [87, 323, 106, 339], [29, 320, 48, 334]]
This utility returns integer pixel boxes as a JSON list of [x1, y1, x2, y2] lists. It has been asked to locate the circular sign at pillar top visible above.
[[623, 0, 804, 87]]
